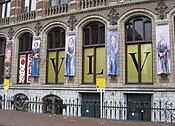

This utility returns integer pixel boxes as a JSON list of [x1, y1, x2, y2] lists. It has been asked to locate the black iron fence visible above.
[[0, 95, 175, 123]]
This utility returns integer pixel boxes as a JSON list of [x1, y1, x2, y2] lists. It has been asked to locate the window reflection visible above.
[[0, 0, 11, 18], [145, 22, 152, 41], [23, 0, 36, 12], [134, 20, 143, 41], [126, 17, 152, 42], [126, 23, 133, 41], [0, 37, 6, 84]]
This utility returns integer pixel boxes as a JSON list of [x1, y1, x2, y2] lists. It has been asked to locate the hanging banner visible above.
[[107, 29, 119, 76], [27, 54, 32, 83], [31, 39, 40, 78], [18, 55, 26, 83], [65, 33, 75, 76], [156, 25, 171, 75], [4, 40, 13, 78]]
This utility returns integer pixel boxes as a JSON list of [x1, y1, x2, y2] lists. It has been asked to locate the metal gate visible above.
[[81, 93, 100, 118], [43, 94, 63, 115], [127, 94, 152, 121]]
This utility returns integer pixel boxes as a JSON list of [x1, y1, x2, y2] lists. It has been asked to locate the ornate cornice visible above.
[[73, 0, 157, 15], [0, 0, 158, 29]]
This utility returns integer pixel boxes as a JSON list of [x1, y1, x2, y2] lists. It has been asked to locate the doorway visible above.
[[81, 93, 100, 118], [127, 94, 152, 121]]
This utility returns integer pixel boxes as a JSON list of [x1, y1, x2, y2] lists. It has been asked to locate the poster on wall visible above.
[[31, 39, 40, 78], [65, 33, 75, 77], [18, 55, 26, 83], [27, 54, 32, 83], [107, 29, 119, 76], [18, 54, 32, 83], [156, 24, 171, 75], [4, 40, 13, 78]]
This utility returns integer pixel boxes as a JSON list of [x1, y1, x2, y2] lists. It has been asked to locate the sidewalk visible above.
[[0, 110, 174, 126]]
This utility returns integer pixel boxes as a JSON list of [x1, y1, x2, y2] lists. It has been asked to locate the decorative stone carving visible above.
[[108, 8, 119, 25], [12, 94, 29, 111], [35, 21, 42, 36], [155, 0, 168, 20], [68, 14, 77, 31], [8, 27, 14, 40]]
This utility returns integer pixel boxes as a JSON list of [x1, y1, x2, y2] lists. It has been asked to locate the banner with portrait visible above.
[[107, 29, 119, 76], [31, 39, 40, 77], [156, 24, 171, 75], [4, 40, 13, 78], [65, 33, 75, 77]]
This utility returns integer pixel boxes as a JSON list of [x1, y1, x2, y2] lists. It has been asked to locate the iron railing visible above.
[[0, 95, 175, 123]]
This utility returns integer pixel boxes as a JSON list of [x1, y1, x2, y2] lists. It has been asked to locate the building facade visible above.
[[0, 0, 175, 121]]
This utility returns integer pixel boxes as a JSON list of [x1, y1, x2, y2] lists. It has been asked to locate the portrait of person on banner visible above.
[[4, 41, 12, 78], [65, 34, 75, 76], [107, 29, 119, 76], [31, 40, 40, 78], [156, 25, 170, 75]]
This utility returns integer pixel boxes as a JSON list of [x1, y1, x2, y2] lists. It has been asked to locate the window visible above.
[[0, 0, 11, 18], [23, 0, 36, 12], [125, 16, 152, 84], [18, 32, 33, 84], [83, 21, 105, 84], [50, 0, 67, 6], [46, 27, 65, 84], [0, 37, 6, 84], [43, 95, 63, 114]]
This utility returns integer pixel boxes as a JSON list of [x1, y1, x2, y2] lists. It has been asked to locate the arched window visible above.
[[18, 32, 33, 84], [46, 27, 65, 84], [82, 21, 105, 84], [125, 16, 152, 84], [43, 94, 63, 114], [0, 0, 11, 18], [0, 37, 6, 84]]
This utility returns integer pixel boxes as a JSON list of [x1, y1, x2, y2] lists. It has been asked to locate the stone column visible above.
[[10, 0, 22, 23], [36, 0, 48, 18]]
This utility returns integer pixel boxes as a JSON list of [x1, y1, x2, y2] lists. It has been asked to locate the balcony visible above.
[[45, 3, 68, 17], [17, 11, 36, 22], [0, 17, 9, 26], [80, 0, 106, 9]]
